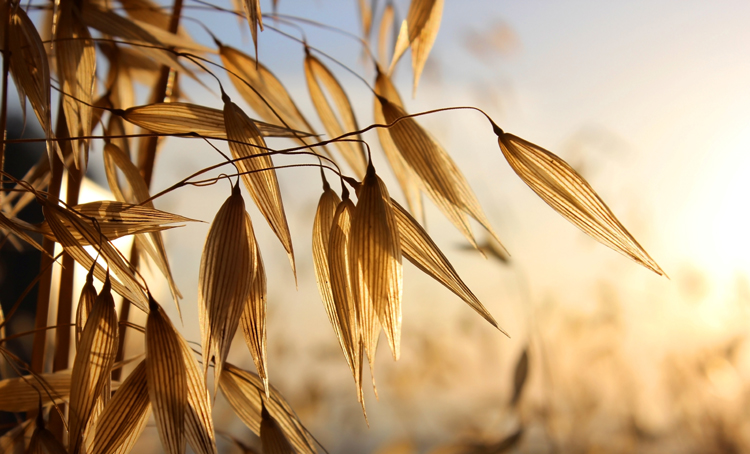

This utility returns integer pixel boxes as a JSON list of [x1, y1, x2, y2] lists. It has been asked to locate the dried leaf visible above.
[[240, 235, 267, 396], [304, 53, 367, 177], [121, 102, 311, 139], [219, 363, 317, 454], [389, 0, 444, 95], [497, 132, 664, 275], [223, 96, 295, 277], [56, 0, 96, 169], [90, 360, 151, 454], [350, 164, 403, 361], [146, 298, 187, 454], [199, 184, 256, 387], [391, 199, 504, 332], [69, 276, 119, 454]]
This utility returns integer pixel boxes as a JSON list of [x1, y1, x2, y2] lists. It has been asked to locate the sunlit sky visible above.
[[50, 0, 750, 451]]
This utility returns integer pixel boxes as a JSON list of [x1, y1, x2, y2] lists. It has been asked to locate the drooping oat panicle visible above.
[[90, 360, 150, 454], [389, 0, 444, 96], [102, 143, 186, 309], [380, 96, 503, 250], [177, 330, 217, 454], [240, 237, 268, 396], [56, 0, 96, 169], [0, 370, 72, 412], [42, 202, 149, 310], [69, 276, 119, 454], [219, 363, 317, 454], [350, 164, 403, 361], [8, 7, 54, 162], [328, 195, 366, 410], [391, 199, 505, 334], [146, 298, 187, 454], [223, 96, 296, 278], [374, 70, 424, 222], [219, 44, 330, 157], [121, 102, 312, 139], [260, 405, 294, 454], [304, 53, 368, 177], [199, 184, 256, 384], [497, 132, 665, 276]]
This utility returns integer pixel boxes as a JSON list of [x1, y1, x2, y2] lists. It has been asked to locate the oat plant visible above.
[[0, 0, 664, 452]]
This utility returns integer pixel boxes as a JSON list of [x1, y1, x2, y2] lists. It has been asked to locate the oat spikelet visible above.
[[218, 363, 317, 454], [389, 0, 444, 96], [90, 360, 150, 454], [69, 276, 119, 454], [392, 199, 506, 334], [329, 194, 366, 414], [223, 95, 295, 278], [198, 184, 256, 385], [121, 102, 311, 139], [304, 53, 367, 177], [497, 132, 664, 276], [240, 230, 268, 397], [350, 163, 403, 362], [146, 298, 187, 454], [380, 96, 502, 250]]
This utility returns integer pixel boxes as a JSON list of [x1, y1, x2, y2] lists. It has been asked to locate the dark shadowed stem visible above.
[[0, 0, 11, 195], [31, 99, 67, 376], [115, 0, 184, 381], [48, 164, 82, 438]]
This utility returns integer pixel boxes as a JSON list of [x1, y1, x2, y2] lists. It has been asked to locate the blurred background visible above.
[[3, 0, 750, 452]]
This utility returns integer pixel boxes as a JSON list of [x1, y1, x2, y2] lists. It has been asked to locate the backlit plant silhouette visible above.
[[0, 0, 664, 452]]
